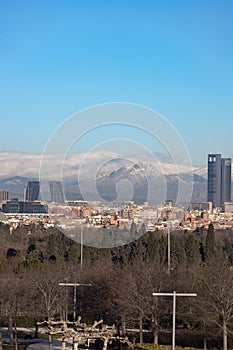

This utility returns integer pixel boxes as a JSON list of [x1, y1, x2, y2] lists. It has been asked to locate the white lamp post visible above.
[[59, 282, 91, 323], [153, 291, 197, 350]]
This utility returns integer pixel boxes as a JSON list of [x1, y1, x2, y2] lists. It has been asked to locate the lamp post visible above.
[[167, 222, 171, 275], [153, 291, 197, 350], [80, 226, 83, 270], [59, 283, 91, 323]]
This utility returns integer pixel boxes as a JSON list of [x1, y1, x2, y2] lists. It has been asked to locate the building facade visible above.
[[2, 200, 48, 214], [189, 202, 212, 212]]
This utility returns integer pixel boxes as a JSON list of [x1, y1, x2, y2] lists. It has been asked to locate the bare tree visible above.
[[33, 263, 66, 350], [196, 256, 233, 350], [0, 268, 27, 348], [110, 257, 168, 344]]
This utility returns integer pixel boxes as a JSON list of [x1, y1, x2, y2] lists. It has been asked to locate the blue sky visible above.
[[0, 0, 233, 165]]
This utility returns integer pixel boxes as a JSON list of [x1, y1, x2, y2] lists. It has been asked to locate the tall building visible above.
[[207, 154, 232, 208], [25, 181, 40, 201], [208, 154, 222, 208], [49, 181, 65, 203], [221, 158, 232, 203], [0, 190, 9, 201]]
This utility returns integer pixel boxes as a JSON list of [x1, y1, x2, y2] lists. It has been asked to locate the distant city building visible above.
[[207, 154, 232, 208], [49, 181, 65, 203], [25, 181, 40, 201], [208, 154, 222, 208], [2, 200, 48, 214], [223, 202, 233, 214], [221, 158, 232, 204], [189, 202, 212, 212], [0, 190, 9, 201], [165, 200, 174, 207]]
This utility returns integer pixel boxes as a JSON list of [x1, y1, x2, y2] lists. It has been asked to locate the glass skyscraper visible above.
[[25, 181, 40, 201], [208, 154, 222, 208], [49, 181, 65, 203], [221, 158, 232, 204], [207, 154, 232, 208]]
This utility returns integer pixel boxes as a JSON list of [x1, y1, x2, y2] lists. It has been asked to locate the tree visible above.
[[184, 233, 201, 266], [0, 268, 27, 348], [33, 264, 67, 350], [196, 256, 233, 350], [34, 265, 64, 320], [205, 223, 216, 260], [109, 258, 168, 344], [170, 235, 186, 267]]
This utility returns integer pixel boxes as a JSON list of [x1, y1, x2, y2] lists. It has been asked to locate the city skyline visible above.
[[0, 151, 232, 207], [0, 1, 233, 165]]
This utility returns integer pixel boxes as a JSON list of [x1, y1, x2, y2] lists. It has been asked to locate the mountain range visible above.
[[0, 151, 208, 204]]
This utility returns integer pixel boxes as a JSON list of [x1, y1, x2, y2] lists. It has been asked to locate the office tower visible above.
[[49, 181, 65, 203], [208, 154, 222, 208], [25, 181, 40, 201], [0, 190, 9, 201], [221, 158, 231, 203], [207, 154, 232, 208]]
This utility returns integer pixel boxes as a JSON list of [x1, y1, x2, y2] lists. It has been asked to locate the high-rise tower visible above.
[[49, 181, 65, 203], [0, 190, 9, 201], [208, 154, 222, 208], [25, 181, 40, 201], [221, 158, 231, 203], [207, 154, 232, 208]]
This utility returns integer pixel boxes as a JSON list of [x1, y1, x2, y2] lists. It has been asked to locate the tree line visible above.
[[1, 223, 233, 349]]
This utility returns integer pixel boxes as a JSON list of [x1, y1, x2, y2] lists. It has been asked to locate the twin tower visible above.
[[208, 154, 232, 208], [24, 180, 65, 203]]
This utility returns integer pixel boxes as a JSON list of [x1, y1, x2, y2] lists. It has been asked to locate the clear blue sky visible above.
[[0, 0, 233, 165]]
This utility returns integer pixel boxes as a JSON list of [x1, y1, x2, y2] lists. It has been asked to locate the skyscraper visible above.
[[207, 154, 232, 208], [221, 158, 232, 203], [208, 154, 222, 208], [0, 190, 9, 201], [49, 181, 65, 203], [25, 181, 40, 201]]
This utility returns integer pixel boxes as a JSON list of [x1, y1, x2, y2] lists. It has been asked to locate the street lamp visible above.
[[153, 291, 197, 350], [167, 222, 172, 275], [59, 282, 92, 323], [80, 226, 83, 270]]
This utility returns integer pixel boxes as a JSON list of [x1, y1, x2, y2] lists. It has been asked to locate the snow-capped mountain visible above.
[[0, 151, 206, 179], [0, 151, 208, 203]]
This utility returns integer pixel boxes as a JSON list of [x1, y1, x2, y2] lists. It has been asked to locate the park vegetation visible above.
[[1, 222, 233, 349]]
